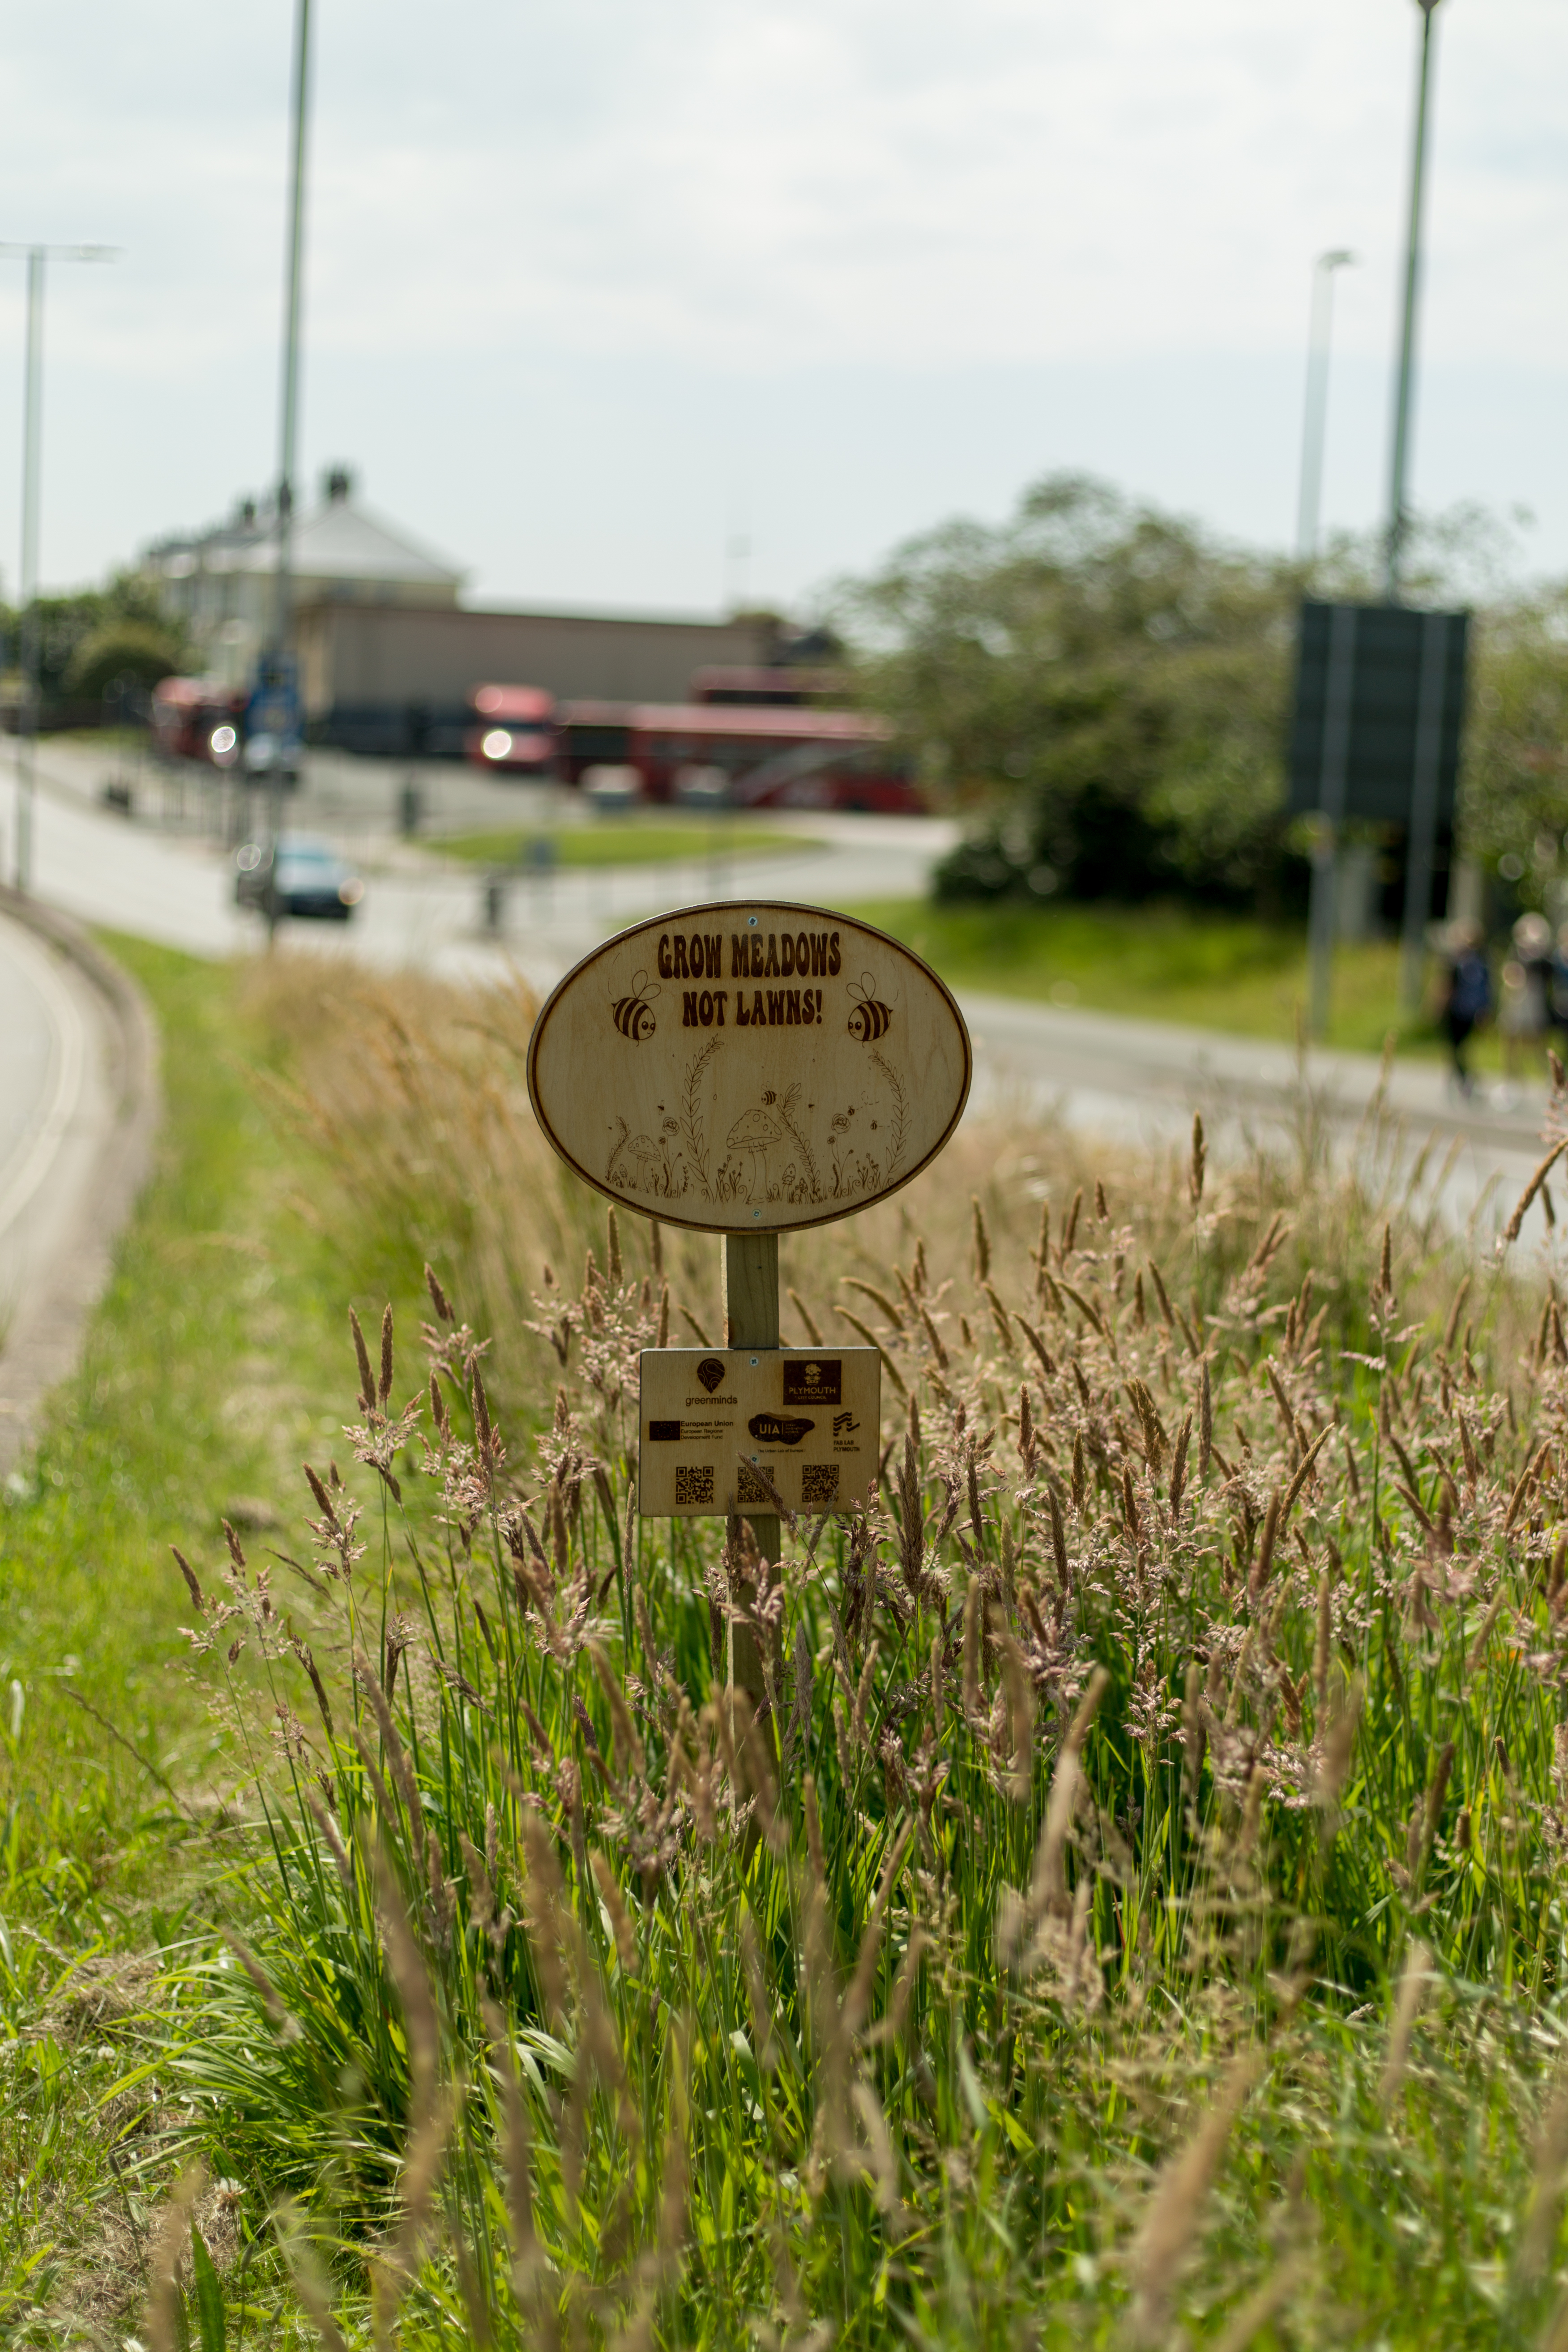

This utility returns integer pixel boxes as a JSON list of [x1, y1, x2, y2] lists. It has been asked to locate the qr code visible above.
[[801, 1464, 840, 1507], [675, 1464, 715, 1507], [736, 1463, 772, 1506]]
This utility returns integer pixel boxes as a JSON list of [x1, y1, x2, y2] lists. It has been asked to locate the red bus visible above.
[[558, 700, 923, 812], [465, 683, 556, 773], [151, 677, 248, 767], [688, 665, 844, 707]]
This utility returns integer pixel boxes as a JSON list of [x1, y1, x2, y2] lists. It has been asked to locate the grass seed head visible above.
[[171, 1545, 204, 1614], [1380, 1939, 1434, 2111], [1128, 2049, 1258, 2348], [788, 1285, 823, 1346], [349, 1305, 375, 1413], [1189, 1110, 1206, 1205], [971, 1194, 991, 1283], [590, 1848, 639, 1973], [143, 2165, 205, 2352], [1506, 1139, 1568, 1246], [1169, 1410, 1192, 1522], [1046, 1481, 1070, 1614]]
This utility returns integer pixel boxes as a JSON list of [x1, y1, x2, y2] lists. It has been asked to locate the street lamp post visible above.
[[262, 0, 313, 943], [0, 242, 116, 892], [1386, 0, 1448, 1016], [1296, 249, 1355, 566], [275, 0, 311, 663], [1385, 0, 1444, 603]]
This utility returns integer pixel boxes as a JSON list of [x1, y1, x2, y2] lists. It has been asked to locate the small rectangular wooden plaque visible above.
[[637, 1346, 881, 1517]]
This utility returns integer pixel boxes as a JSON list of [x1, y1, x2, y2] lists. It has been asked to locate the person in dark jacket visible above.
[[1439, 919, 1491, 1096], [1499, 910, 1552, 1097], [1550, 922, 1568, 1058]]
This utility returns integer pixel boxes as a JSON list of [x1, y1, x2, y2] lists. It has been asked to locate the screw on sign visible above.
[[526, 900, 971, 1708]]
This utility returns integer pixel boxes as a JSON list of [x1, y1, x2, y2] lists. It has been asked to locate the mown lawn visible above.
[[848, 896, 1451, 1056], [433, 816, 815, 868]]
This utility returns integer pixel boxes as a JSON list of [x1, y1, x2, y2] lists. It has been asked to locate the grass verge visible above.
[[146, 1033, 1568, 2348], [11, 941, 1568, 2345], [0, 938, 439, 2334], [849, 896, 1451, 1056], [432, 817, 817, 869]]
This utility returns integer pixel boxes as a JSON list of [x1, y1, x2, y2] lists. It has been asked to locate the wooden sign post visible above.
[[527, 899, 973, 1712]]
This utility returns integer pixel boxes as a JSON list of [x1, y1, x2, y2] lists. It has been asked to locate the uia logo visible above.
[[696, 1357, 726, 1394]]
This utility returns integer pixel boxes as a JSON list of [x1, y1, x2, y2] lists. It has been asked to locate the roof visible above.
[[236, 496, 462, 589], [151, 493, 463, 591]]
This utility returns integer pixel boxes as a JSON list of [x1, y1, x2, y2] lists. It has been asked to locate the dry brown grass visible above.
[[239, 952, 1525, 1433]]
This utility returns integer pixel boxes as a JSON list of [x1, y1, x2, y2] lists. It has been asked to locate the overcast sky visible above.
[[1, 0, 1564, 615]]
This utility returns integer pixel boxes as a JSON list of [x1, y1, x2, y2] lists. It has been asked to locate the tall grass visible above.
[[141, 963, 1568, 2344]]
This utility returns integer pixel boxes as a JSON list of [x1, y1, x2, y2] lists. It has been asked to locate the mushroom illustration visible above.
[[726, 1101, 784, 1200], [625, 1134, 665, 1187]]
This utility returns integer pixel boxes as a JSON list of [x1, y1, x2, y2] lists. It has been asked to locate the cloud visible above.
[[0, 0, 1564, 595]]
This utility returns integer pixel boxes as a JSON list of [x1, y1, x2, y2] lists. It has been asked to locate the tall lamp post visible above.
[[1387, 0, 1447, 1016], [274, 0, 312, 664], [260, 0, 313, 941], [1296, 249, 1355, 566], [1, 242, 116, 893], [1385, 0, 1444, 603]]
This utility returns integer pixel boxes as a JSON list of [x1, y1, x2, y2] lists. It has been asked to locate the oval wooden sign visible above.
[[527, 900, 972, 1234]]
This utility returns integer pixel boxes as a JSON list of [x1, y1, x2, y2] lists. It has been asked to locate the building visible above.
[[145, 468, 464, 696], [146, 470, 786, 754], [296, 601, 786, 756]]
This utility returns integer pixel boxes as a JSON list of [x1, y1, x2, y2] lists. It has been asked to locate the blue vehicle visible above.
[[235, 834, 363, 921]]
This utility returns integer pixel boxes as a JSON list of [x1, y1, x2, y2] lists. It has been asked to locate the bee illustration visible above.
[[846, 973, 892, 1042], [611, 970, 659, 1041]]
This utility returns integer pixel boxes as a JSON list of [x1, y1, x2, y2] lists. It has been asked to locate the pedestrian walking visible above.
[[1550, 922, 1568, 1059], [1499, 911, 1552, 1097], [1439, 918, 1491, 1097]]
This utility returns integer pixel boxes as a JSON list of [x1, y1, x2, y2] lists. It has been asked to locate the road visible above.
[[0, 912, 85, 1271], [15, 737, 957, 984], [4, 741, 1558, 1246], [0, 895, 142, 1470]]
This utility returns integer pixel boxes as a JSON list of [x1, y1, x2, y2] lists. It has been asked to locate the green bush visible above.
[[64, 619, 183, 703]]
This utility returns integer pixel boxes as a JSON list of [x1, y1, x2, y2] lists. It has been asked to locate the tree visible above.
[[65, 619, 184, 703], [0, 569, 188, 716], [837, 473, 1305, 909], [1456, 586, 1568, 902]]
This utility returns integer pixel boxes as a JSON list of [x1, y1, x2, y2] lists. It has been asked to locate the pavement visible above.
[[0, 887, 158, 1473], [2, 737, 1559, 1264], [959, 991, 1554, 1238]]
